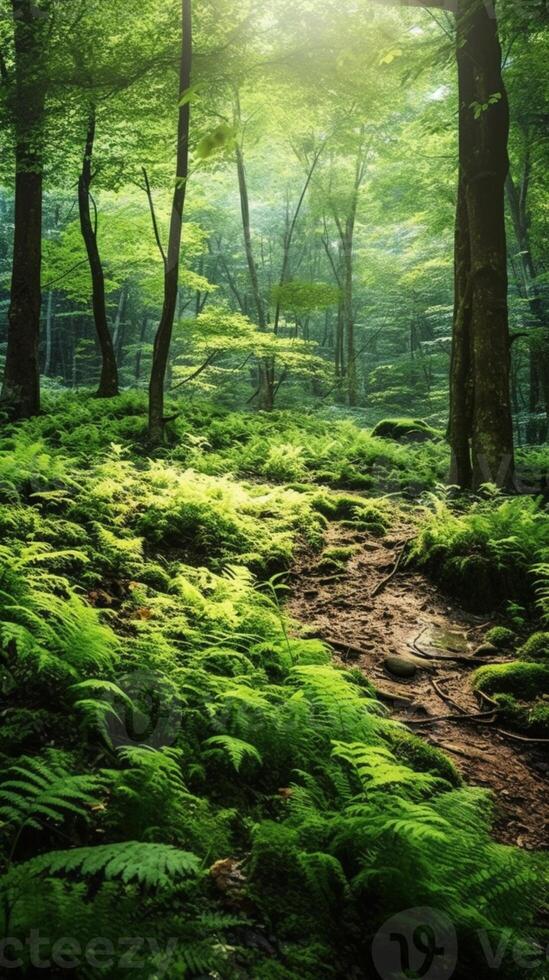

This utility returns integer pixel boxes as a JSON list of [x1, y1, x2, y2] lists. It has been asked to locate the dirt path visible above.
[[287, 522, 548, 850]]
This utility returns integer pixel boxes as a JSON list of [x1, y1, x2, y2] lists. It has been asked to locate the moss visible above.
[[312, 493, 390, 538], [317, 545, 358, 572], [312, 492, 365, 521], [371, 417, 440, 443], [491, 694, 549, 738], [473, 661, 549, 701], [484, 626, 515, 649], [518, 631, 549, 662]]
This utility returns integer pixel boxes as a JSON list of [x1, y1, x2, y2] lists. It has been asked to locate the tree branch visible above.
[[170, 350, 219, 390], [142, 167, 167, 270]]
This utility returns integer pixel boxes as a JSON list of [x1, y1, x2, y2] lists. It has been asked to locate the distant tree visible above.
[[148, 0, 192, 443]]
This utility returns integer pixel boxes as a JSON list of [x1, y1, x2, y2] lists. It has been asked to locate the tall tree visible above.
[[1, 0, 50, 419], [148, 0, 192, 442], [449, 0, 513, 489]]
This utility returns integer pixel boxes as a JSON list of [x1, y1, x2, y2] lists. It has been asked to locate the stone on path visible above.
[[384, 654, 417, 679]]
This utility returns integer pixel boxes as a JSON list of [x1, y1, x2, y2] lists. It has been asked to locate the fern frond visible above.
[[204, 735, 262, 771]]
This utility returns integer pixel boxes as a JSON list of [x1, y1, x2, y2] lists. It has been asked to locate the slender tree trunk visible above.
[[1, 0, 47, 419], [449, 0, 514, 489], [235, 142, 265, 330], [342, 228, 356, 406], [71, 319, 78, 389], [112, 286, 128, 354], [234, 124, 275, 411], [135, 315, 148, 383], [43, 290, 54, 377], [332, 138, 366, 408], [148, 0, 192, 443], [78, 108, 119, 398], [506, 165, 548, 442]]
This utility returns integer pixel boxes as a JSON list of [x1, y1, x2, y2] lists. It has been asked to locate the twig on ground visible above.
[[322, 635, 373, 660], [374, 687, 415, 706]]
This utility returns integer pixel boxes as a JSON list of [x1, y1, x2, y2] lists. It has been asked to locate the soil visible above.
[[287, 521, 548, 851]]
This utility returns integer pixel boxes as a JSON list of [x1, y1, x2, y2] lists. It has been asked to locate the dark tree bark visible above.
[[449, 0, 514, 489], [448, 180, 474, 487], [78, 108, 119, 398], [148, 0, 192, 443], [1, 0, 47, 419]]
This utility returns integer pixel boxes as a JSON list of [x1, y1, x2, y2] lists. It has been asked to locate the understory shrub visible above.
[[410, 492, 549, 610]]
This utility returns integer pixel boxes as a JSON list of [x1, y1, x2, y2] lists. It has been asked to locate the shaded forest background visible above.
[[0, 0, 546, 442]]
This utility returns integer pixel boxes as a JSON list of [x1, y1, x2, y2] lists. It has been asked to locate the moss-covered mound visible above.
[[371, 417, 440, 443], [518, 631, 549, 662], [485, 626, 516, 649], [473, 661, 549, 700]]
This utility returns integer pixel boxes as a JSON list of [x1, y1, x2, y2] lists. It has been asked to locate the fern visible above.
[[204, 735, 262, 771], [0, 752, 105, 842], [9, 841, 201, 888]]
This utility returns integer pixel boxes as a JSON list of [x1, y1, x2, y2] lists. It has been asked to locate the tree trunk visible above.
[[148, 0, 192, 443], [1, 0, 47, 420], [332, 138, 366, 408], [78, 108, 119, 398], [43, 290, 54, 377], [506, 164, 548, 442], [234, 124, 275, 411], [135, 315, 148, 383], [448, 179, 474, 488], [342, 229, 357, 406], [112, 285, 128, 355], [449, 0, 514, 489]]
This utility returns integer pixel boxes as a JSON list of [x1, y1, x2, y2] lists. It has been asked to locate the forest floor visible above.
[[288, 517, 548, 851]]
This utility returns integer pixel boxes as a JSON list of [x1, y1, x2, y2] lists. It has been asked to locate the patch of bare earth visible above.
[[287, 522, 548, 851]]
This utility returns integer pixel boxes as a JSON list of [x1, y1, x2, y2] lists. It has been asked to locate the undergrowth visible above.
[[0, 394, 546, 978], [410, 490, 549, 611]]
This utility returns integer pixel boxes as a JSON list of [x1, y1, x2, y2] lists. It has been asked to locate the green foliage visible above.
[[0, 400, 546, 978], [473, 661, 549, 701], [0, 751, 105, 839], [270, 280, 340, 312], [410, 493, 549, 609], [489, 694, 549, 738], [518, 631, 549, 662], [11, 841, 201, 888]]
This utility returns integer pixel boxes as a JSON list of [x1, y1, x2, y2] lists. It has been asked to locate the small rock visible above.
[[384, 655, 417, 679], [473, 642, 498, 656]]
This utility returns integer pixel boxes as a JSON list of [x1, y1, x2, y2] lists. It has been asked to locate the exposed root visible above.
[[371, 537, 413, 597], [405, 708, 499, 726]]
